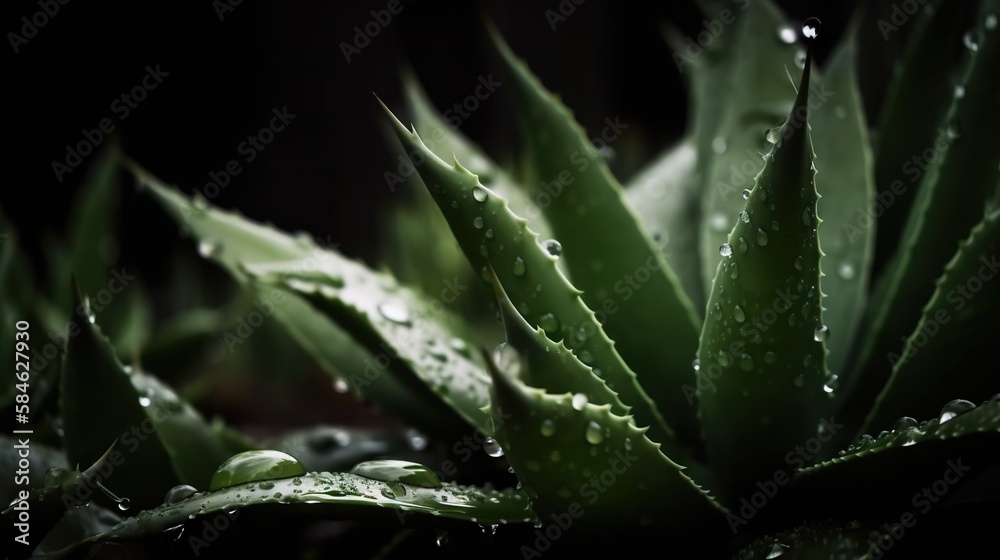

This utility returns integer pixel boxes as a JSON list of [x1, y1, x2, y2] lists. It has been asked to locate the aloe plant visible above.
[[4, 1, 1000, 558]]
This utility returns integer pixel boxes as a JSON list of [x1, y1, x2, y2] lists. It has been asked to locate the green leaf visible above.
[[61, 284, 247, 508], [790, 399, 1000, 516], [809, 28, 875, 378], [870, 0, 964, 269], [70, 472, 535, 545], [694, 0, 801, 296], [380, 106, 676, 450], [844, 3, 1000, 431], [864, 210, 1000, 433], [243, 259, 494, 432], [68, 144, 120, 301], [133, 164, 481, 437], [732, 521, 872, 560], [485, 348, 726, 532], [696, 49, 827, 499], [624, 141, 704, 313], [486, 24, 703, 448]]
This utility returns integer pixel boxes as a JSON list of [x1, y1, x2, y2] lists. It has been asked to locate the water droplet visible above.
[[794, 374, 805, 388], [712, 136, 728, 154], [802, 17, 821, 39], [197, 240, 222, 258], [893, 416, 918, 432], [485, 228, 494, 239], [118, 498, 131, 511], [139, 396, 151, 407], [538, 313, 559, 333], [823, 374, 839, 393], [855, 433, 875, 450], [473, 186, 488, 202], [756, 228, 768, 246], [738, 237, 748, 254], [542, 239, 562, 257], [740, 354, 754, 371], [716, 350, 732, 367], [513, 257, 526, 276], [473, 216, 484, 229], [777, 25, 797, 44], [986, 13, 998, 30], [742, 189, 751, 200], [540, 419, 556, 437], [963, 31, 979, 51], [483, 438, 504, 458], [838, 262, 856, 280], [572, 393, 588, 411], [802, 207, 812, 225], [954, 84, 966, 99], [794, 256, 804, 270], [585, 421, 604, 444], [349, 460, 442, 488], [766, 541, 787, 559], [493, 343, 522, 377], [210, 450, 307, 491], [814, 325, 829, 342], [719, 244, 733, 257], [740, 211, 750, 224], [712, 303, 722, 321], [378, 300, 411, 325], [448, 338, 469, 355], [771, 220, 779, 231], [765, 127, 782, 144], [451, 200, 460, 209], [733, 305, 746, 323], [164, 485, 198, 505], [764, 351, 777, 364], [333, 379, 349, 393], [692, 358, 701, 372], [730, 263, 739, 279], [939, 399, 976, 423], [711, 213, 728, 232]]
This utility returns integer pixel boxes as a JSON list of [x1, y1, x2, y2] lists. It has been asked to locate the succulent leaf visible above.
[[696, 48, 827, 499], [486, 22, 704, 451]]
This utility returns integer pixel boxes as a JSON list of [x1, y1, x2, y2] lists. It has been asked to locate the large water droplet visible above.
[[765, 127, 782, 144], [483, 438, 504, 458], [756, 228, 769, 246], [473, 186, 488, 202], [893, 416, 918, 432], [719, 244, 733, 257], [210, 450, 307, 491], [802, 17, 821, 39], [733, 305, 746, 323], [538, 240, 562, 259], [814, 325, 829, 342], [538, 313, 559, 333], [742, 189, 751, 200], [164, 485, 198, 505], [378, 300, 411, 325], [117, 498, 131, 511], [350, 460, 442, 488], [585, 421, 604, 444], [777, 25, 797, 44], [473, 216, 484, 229], [939, 399, 976, 423], [513, 257, 526, 276], [572, 393, 588, 411]]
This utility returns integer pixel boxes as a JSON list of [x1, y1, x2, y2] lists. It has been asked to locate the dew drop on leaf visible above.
[[738, 237, 748, 254], [719, 244, 733, 257], [730, 263, 739, 279], [483, 438, 504, 458], [771, 220, 779, 231], [813, 325, 829, 342], [540, 419, 556, 437], [513, 257, 526, 276], [939, 399, 976, 423], [378, 300, 411, 325], [209, 450, 307, 491], [740, 211, 750, 224], [350, 460, 442, 488], [765, 127, 782, 144], [823, 374, 839, 393], [793, 374, 805, 388], [742, 189, 751, 200], [542, 239, 562, 257], [539, 313, 559, 333], [801, 17, 821, 39], [756, 228, 769, 246], [740, 354, 754, 372], [572, 393, 588, 411], [733, 305, 746, 323], [585, 421, 604, 444], [794, 256, 805, 270], [893, 416, 918, 432], [764, 351, 777, 364], [712, 303, 722, 321], [473, 186, 488, 202], [197, 240, 222, 258], [473, 216, 484, 229]]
